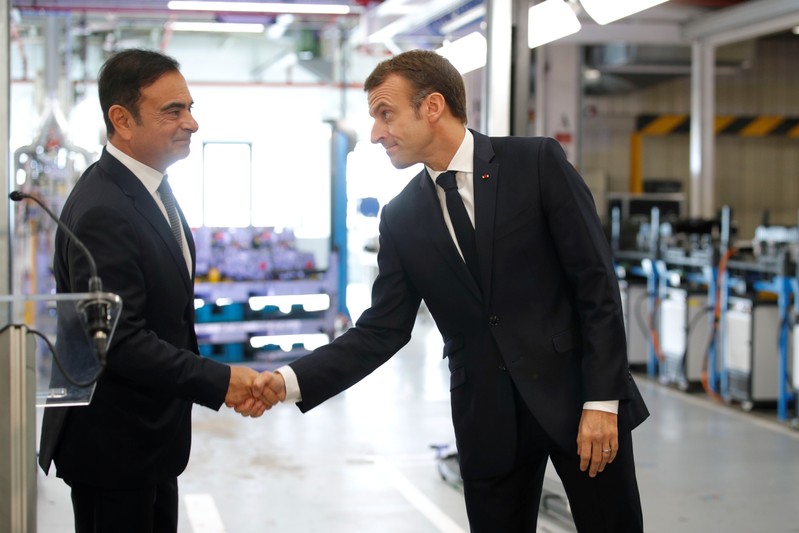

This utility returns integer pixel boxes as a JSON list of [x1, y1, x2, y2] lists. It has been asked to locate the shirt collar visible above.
[[105, 142, 165, 196], [427, 127, 473, 181]]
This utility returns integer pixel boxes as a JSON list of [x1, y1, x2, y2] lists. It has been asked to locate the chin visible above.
[[388, 157, 413, 170]]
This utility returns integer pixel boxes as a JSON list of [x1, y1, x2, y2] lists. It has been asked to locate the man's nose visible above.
[[370, 121, 383, 144], [185, 113, 199, 132]]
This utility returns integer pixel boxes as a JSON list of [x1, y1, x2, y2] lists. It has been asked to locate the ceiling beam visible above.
[[365, 0, 471, 43], [561, 19, 685, 45], [683, 0, 799, 45]]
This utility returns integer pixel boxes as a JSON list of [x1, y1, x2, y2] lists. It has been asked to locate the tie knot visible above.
[[158, 176, 172, 194], [436, 171, 457, 191]]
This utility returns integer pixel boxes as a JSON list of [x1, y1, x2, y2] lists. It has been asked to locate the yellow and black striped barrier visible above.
[[630, 114, 799, 192], [636, 114, 799, 137]]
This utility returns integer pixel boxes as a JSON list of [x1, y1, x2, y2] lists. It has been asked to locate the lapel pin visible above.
[[481, 173, 490, 180]]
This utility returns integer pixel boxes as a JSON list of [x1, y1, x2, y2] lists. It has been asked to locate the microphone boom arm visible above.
[[10, 190, 113, 366]]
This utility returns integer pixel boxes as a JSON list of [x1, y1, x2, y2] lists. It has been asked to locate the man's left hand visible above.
[[576, 409, 618, 478]]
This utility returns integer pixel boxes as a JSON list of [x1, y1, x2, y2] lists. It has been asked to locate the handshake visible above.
[[223, 367, 287, 418]]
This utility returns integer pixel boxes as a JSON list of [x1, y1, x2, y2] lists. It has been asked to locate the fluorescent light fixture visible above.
[[439, 4, 486, 35], [248, 294, 330, 314], [528, 0, 581, 49], [580, 0, 669, 25], [267, 13, 294, 39], [168, 21, 265, 33], [437, 31, 487, 75], [250, 333, 330, 352], [584, 67, 601, 82], [167, 1, 351, 15]]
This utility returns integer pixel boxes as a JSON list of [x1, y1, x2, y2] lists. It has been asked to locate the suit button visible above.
[[488, 315, 500, 326], [498, 363, 507, 371]]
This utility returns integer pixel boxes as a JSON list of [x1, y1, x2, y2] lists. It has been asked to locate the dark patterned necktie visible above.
[[436, 171, 479, 282], [158, 176, 183, 251]]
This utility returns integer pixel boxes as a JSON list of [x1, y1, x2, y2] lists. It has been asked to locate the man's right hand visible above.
[[225, 366, 269, 417], [253, 370, 286, 407]]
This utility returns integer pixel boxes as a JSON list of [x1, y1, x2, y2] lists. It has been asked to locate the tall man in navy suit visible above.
[[255, 49, 649, 532], [39, 49, 268, 533]]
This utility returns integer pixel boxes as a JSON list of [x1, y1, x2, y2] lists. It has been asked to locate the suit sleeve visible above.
[[536, 138, 630, 401], [290, 205, 422, 412], [66, 203, 230, 409]]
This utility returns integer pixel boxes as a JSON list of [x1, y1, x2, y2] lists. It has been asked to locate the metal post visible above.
[[718, 206, 731, 400], [704, 263, 719, 393], [0, 326, 37, 533], [776, 266, 790, 421], [643, 207, 660, 377], [1, 0, 11, 308], [512, 0, 530, 137]]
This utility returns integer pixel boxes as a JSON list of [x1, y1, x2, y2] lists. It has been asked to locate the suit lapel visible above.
[[415, 169, 482, 301], [99, 152, 193, 293], [472, 131, 498, 300]]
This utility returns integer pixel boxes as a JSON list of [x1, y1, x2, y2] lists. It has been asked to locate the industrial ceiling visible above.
[[8, 0, 797, 93]]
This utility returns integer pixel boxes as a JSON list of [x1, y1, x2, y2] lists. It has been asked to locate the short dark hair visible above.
[[364, 49, 467, 124], [98, 48, 181, 137]]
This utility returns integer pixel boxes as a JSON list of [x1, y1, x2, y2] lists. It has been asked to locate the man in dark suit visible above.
[[255, 49, 649, 532], [39, 49, 267, 533]]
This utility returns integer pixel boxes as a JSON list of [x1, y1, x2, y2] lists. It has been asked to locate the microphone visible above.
[[10, 190, 112, 367]]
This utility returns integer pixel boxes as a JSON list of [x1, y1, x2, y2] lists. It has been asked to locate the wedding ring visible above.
[[602, 449, 611, 453]]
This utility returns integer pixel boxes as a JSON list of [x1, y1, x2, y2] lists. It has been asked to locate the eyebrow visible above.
[[368, 101, 387, 117], [160, 100, 193, 113]]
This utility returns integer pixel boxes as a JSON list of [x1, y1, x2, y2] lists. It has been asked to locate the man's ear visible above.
[[424, 92, 446, 122], [108, 104, 134, 140]]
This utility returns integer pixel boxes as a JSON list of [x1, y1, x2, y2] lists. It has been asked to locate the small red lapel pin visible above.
[[481, 173, 490, 180]]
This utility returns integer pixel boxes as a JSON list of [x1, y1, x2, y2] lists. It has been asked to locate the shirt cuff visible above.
[[276, 365, 301, 403], [583, 400, 619, 414]]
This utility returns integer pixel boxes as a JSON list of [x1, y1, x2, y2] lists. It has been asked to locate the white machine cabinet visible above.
[[724, 297, 781, 408], [659, 288, 710, 390]]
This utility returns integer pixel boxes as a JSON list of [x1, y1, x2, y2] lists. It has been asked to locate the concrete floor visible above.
[[36, 308, 799, 532]]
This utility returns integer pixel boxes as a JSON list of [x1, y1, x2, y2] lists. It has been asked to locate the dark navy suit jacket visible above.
[[39, 148, 230, 488], [289, 131, 649, 480]]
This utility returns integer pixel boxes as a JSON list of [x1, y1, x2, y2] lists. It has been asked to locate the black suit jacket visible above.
[[290, 132, 648, 480], [39, 148, 230, 489]]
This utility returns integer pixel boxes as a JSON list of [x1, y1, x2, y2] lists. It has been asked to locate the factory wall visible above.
[[581, 35, 799, 238]]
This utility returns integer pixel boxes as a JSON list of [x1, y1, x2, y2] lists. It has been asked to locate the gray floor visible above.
[[36, 309, 799, 532]]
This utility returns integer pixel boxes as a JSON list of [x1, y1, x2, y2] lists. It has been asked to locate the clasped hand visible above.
[[224, 366, 287, 418]]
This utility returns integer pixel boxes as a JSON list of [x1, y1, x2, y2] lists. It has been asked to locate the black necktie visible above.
[[436, 171, 480, 283], [158, 176, 183, 251]]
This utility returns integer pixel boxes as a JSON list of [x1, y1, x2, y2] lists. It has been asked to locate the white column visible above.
[[537, 43, 581, 166], [482, 0, 513, 136], [689, 40, 715, 219]]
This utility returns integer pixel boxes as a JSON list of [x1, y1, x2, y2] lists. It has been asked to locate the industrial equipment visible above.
[[623, 281, 650, 369], [659, 287, 711, 391], [724, 297, 783, 410]]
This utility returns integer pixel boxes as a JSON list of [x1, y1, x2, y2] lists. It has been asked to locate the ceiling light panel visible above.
[[167, 1, 352, 16]]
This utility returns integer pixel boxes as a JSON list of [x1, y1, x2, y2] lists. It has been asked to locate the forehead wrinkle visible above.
[[368, 97, 387, 117]]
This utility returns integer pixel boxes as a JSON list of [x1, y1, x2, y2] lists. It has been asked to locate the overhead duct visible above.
[[583, 38, 755, 94]]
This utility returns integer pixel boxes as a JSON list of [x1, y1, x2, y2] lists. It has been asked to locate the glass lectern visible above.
[[0, 292, 121, 533]]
